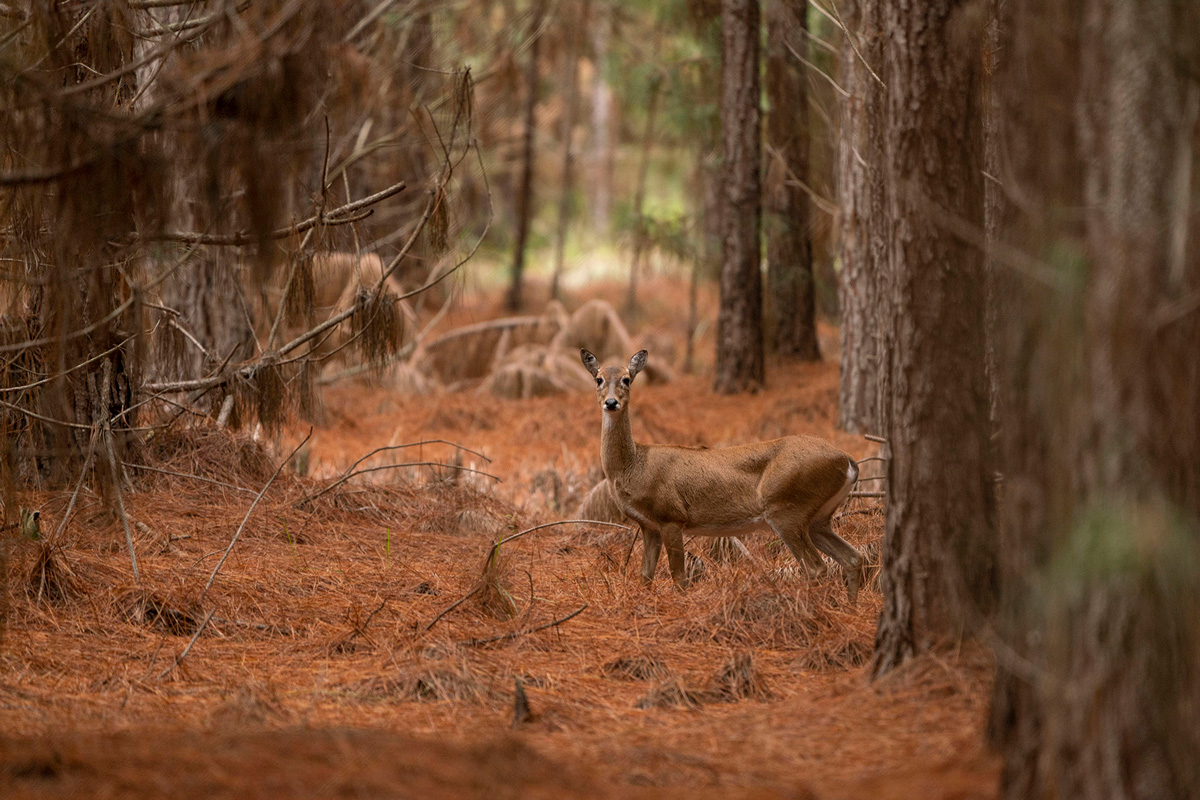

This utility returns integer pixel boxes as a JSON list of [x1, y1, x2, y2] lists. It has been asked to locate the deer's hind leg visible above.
[[810, 516, 866, 604], [640, 527, 662, 584], [764, 507, 827, 577]]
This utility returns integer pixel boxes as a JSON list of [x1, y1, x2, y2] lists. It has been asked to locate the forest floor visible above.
[[0, 279, 998, 799]]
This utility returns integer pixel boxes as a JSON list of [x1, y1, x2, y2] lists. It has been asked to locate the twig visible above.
[[458, 604, 588, 647], [124, 462, 257, 495], [300, 461, 501, 506], [492, 519, 634, 549], [848, 491, 886, 498], [424, 586, 482, 632], [104, 427, 140, 583], [200, 428, 313, 601], [863, 434, 888, 444], [299, 439, 493, 506], [150, 182, 402, 245], [156, 608, 216, 680]]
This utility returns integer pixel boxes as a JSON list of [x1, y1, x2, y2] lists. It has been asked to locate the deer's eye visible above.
[[621, 377, 631, 387], [595, 378, 603, 387]]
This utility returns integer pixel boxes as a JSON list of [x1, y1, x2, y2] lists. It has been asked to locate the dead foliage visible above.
[[551, 298, 675, 383], [25, 542, 81, 606], [636, 677, 702, 711], [117, 589, 204, 636], [701, 651, 772, 702], [601, 654, 669, 681], [353, 660, 493, 704], [575, 478, 627, 524]]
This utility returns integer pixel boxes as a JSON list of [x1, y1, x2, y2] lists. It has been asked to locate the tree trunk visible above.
[[870, 0, 996, 677], [625, 75, 663, 321], [589, 2, 613, 234], [714, 0, 765, 394], [550, 0, 590, 301], [836, 0, 889, 433], [989, 1, 1200, 797], [507, 2, 545, 313], [765, 0, 820, 361]]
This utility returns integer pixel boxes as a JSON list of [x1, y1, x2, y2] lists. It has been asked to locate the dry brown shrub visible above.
[[477, 549, 518, 620], [141, 426, 276, 488], [600, 654, 669, 681], [117, 589, 203, 636], [354, 660, 492, 704], [25, 542, 81, 606], [574, 479, 627, 524], [385, 363, 437, 396], [635, 677, 701, 710], [701, 651, 772, 702], [420, 311, 564, 386], [551, 298, 674, 383]]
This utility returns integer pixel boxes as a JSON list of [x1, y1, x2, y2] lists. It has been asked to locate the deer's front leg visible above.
[[662, 523, 688, 590], [640, 527, 662, 584]]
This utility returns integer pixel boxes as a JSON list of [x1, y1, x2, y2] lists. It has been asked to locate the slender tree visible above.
[[870, 0, 996, 677], [625, 73, 663, 321], [508, 1, 546, 313], [714, 0, 765, 394], [550, 0, 590, 300], [989, 1, 1200, 796], [765, 0, 820, 361]]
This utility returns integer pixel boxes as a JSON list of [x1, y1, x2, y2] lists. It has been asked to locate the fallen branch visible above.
[[424, 585, 482, 631], [299, 439, 493, 506], [301, 461, 501, 507], [157, 608, 216, 680], [124, 462, 257, 495], [200, 428, 312, 601], [458, 604, 587, 647]]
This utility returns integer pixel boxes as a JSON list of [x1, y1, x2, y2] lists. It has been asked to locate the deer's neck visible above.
[[600, 408, 637, 480]]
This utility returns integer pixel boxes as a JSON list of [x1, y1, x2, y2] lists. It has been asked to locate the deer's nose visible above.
[[604, 398, 619, 411]]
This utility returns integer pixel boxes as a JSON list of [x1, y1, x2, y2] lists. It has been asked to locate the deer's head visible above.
[[581, 349, 647, 413]]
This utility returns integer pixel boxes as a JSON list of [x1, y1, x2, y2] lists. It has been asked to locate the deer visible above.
[[581, 348, 867, 602]]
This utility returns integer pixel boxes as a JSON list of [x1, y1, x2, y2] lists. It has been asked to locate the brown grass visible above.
[[0, 280, 997, 799]]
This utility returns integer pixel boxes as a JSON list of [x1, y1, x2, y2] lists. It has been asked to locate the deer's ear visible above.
[[628, 350, 648, 381], [581, 349, 600, 377]]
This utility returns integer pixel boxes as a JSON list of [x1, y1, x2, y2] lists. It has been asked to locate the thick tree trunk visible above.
[[836, 0, 888, 433], [507, 2, 545, 313], [550, 0, 589, 301], [989, 2, 1200, 797], [870, 0, 995, 677], [765, 0, 820, 361], [714, 0, 765, 394]]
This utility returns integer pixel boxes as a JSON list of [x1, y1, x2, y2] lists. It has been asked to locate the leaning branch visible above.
[[200, 428, 312, 601]]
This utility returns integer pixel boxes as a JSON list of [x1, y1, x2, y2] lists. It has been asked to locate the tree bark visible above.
[[714, 0, 765, 394], [507, 2, 545, 313], [589, 2, 613, 234], [765, 0, 820, 361], [870, 0, 996, 677], [836, 0, 889, 433], [989, 1, 1200, 797], [625, 75, 663, 321], [550, 0, 589, 301]]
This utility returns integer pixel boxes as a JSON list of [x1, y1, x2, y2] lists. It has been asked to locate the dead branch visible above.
[[123, 463, 257, 496], [300, 461, 501, 507], [424, 586, 482, 632], [458, 603, 588, 647], [156, 608, 215, 680], [149, 181, 405, 246], [298, 439, 493, 506], [200, 428, 313, 601], [492, 519, 634, 549]]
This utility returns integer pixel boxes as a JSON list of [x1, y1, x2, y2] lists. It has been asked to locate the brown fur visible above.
[[581, 349, 865, 601]]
